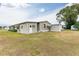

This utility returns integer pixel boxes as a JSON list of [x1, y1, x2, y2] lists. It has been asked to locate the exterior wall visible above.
[[9, 21, 63, 34], [17, 22, 37, 34], [17, 21, 51, 34], [27, 23, 37, 33], [17, 23, 28, 34], [39, 21, 51, 32], [51, 24, 62, 32]]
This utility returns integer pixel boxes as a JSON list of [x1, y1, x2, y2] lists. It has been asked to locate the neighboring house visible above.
[[9, 25, 19, 30], [9, 21, 62, 34], [2, 26, 9, 30], [71, 25, 78, 31]]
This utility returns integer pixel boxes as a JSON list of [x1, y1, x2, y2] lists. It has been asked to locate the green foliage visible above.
[[56, 4, 79, 29], [0, 26, 2, 29], [8, 29, 17, 32]]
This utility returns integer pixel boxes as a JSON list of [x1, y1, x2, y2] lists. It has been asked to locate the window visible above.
[[21, 25, 23, 29], [32, 25, 35, 28], [30, 25, 31, 28], [17, 26, 19, 29], [44, 24, 46, 28]]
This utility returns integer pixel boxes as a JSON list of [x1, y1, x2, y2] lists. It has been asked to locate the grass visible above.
[[0, 30, 79, 55]]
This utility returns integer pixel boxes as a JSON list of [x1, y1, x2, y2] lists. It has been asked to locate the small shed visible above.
[[50, 24, 62, 32]]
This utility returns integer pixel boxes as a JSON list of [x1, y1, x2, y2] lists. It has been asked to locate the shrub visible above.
[[8, 29, 17, 32]]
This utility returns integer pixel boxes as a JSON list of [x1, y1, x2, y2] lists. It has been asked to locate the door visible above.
[[29, 25, 32, 33], [37, 23, 39, 32]]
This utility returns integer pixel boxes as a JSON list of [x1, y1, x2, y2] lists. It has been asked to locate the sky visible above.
[[0, 3, 67, 26]]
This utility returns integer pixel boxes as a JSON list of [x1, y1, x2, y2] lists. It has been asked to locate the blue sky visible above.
[[0, 3, 67, 25], [26, 3, 67, 19]]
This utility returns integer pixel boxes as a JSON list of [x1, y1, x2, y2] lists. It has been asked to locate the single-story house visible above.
[[9, 21, 63, 34]]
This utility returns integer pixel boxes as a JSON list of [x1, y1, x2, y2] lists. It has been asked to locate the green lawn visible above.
[[0, 30, 79, 55]]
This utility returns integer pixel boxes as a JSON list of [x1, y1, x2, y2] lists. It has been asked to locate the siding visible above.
[[27, 23, 37, 33], [39, 21, 51, 32], [19, 23, 28, 34], [51, 25, 62, 32], [17, 23, 37, 34]]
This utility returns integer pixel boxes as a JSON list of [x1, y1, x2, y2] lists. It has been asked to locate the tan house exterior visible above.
[[9, 21, 62, 34]]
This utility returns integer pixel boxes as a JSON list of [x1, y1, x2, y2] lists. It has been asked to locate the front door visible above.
[[29, 25, 32, 33]]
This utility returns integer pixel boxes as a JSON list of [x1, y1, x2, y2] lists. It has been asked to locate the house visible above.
[[9, 21, 62, 34], [2, 26, 9, 30], [71, 25, 78, 31]]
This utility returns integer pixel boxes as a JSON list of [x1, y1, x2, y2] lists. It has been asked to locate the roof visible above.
[[10, 21, 51, 26], [51, 24, 61, 26]]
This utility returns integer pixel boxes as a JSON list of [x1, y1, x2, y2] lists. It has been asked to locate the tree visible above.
[[0, 26, 2, 29], [56, 4, 78, 29]]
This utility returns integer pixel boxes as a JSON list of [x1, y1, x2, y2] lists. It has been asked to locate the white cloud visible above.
[[65, 3, 73, 7], [0, 3, 66, 25], [10, 3, 31, 8], [33, 6, 64, 24], [0, 0, 27, 3], [1, 3, 31, 8], [0, 3, 30, 25], [39, 8, 45, 12]]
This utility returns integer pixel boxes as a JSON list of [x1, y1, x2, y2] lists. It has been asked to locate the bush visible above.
[[8, 29, 17, 32]]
